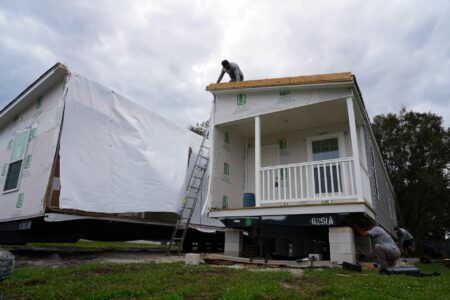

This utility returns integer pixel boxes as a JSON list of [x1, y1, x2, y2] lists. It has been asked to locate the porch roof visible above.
[[206, 72, 353, 92]]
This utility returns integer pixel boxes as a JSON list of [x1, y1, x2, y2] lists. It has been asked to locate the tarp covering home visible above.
[[59, 74, 199, 214]]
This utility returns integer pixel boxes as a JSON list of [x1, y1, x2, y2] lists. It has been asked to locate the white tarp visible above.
[[59, 74, 197, 214]]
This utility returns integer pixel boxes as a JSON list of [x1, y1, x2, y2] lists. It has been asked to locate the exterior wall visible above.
[[214, 88, 352, 125], [259, 123, 353, 164], [209, 127, 246, 209], [0, 78, 65, 222], [363, 125, 397, 234]]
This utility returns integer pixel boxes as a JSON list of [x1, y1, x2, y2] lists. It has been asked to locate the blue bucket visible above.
[[243, 193, 255, 207]]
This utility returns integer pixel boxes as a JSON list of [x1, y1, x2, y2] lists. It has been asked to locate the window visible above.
[[4, 130, 30, 192], [312, 138, 341, 194], [312, 138, 339, 161]]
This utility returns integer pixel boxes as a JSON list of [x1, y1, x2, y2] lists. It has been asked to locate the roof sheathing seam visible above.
[[206, 72, 353, 92]]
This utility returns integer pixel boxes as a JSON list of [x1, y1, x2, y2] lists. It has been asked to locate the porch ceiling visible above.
[[223, 99, 363, 137]]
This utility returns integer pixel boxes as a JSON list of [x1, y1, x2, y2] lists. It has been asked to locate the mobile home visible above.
[[204, 73, 397, 262], [0, 63, 223, 248]]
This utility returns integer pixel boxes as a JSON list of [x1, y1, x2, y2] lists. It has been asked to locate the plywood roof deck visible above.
[[206, 72, 353, 92]]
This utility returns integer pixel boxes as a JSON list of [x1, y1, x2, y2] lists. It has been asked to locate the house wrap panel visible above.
[[0, 79, 65, 221], [214, 88, 352, 125], [59, 74, 200, 214], [206, 126, 245, 210]]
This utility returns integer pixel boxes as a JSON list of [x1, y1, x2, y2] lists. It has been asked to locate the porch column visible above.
[[255, 116, 261, 206], [346, 97, 363, 201]]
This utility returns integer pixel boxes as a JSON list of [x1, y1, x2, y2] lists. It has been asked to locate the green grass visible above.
[[3, 240, 164, 251], [1, 262, 306, 300], [305, 263, 450, 300], [1, 262, 449, 300]]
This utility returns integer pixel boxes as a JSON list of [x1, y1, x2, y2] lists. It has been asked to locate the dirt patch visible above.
[[23, 278, 46, 286], [248, 267, 304, 278], [281, 281, 301, 290], [11, 249, 184, 268]]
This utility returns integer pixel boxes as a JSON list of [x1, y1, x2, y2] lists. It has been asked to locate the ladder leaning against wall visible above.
[[166, 125, 210, 255]]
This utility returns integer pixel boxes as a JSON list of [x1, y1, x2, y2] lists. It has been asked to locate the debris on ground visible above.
[[203, 254, 336, 269]]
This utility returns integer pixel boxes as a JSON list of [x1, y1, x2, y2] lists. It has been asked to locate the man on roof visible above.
[[217, 60, 244, 83]]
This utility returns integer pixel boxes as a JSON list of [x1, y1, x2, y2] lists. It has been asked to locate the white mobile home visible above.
[[0, 63, 222, 248], [204, 73, 397, 262]]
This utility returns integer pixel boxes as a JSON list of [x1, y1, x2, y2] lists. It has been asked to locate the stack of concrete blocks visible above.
[[329, 227, 356, 264], [185, 253, 201, 266], [224, 230, 243, 257]]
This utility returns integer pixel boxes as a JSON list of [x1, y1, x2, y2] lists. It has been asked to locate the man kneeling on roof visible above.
[[217, 60, 244, 83], [353, 220, 401, 271]]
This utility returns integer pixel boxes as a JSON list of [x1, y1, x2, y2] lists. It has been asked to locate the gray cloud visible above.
[[0, 0, 449, 128]]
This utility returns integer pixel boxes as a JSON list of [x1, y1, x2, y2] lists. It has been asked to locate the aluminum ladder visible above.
[[166, 127, 210, 255]]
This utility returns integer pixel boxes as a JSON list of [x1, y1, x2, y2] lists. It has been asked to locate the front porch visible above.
[[207, 97, 373, 217]]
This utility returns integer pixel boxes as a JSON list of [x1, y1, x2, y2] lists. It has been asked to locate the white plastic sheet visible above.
[[59, 74, 197, 214]]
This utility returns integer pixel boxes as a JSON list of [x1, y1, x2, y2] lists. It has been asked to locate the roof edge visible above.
[[206, 72, 353, 92], [0, 63, 69, 127]]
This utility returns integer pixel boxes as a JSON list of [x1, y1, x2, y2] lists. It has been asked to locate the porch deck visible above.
[[208, 201, 375, 218]]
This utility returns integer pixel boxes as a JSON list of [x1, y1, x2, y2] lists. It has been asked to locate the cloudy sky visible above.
[[0, 0, 449, 128]]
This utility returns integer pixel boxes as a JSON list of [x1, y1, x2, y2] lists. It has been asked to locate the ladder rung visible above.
[[167, 122, 210, 256]]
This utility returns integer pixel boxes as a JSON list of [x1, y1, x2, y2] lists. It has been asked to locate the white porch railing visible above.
[[259, 157, 357, 204]]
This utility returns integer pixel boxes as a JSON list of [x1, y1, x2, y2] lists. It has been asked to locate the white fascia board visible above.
[[0, 64, 69, 128], [208, 202, 375, 219], [209, 81, 355, 96]]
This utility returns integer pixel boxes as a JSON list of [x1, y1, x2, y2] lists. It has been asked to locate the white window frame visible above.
[[306, 132, 347, 162], [3, 129, 31, 194]]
